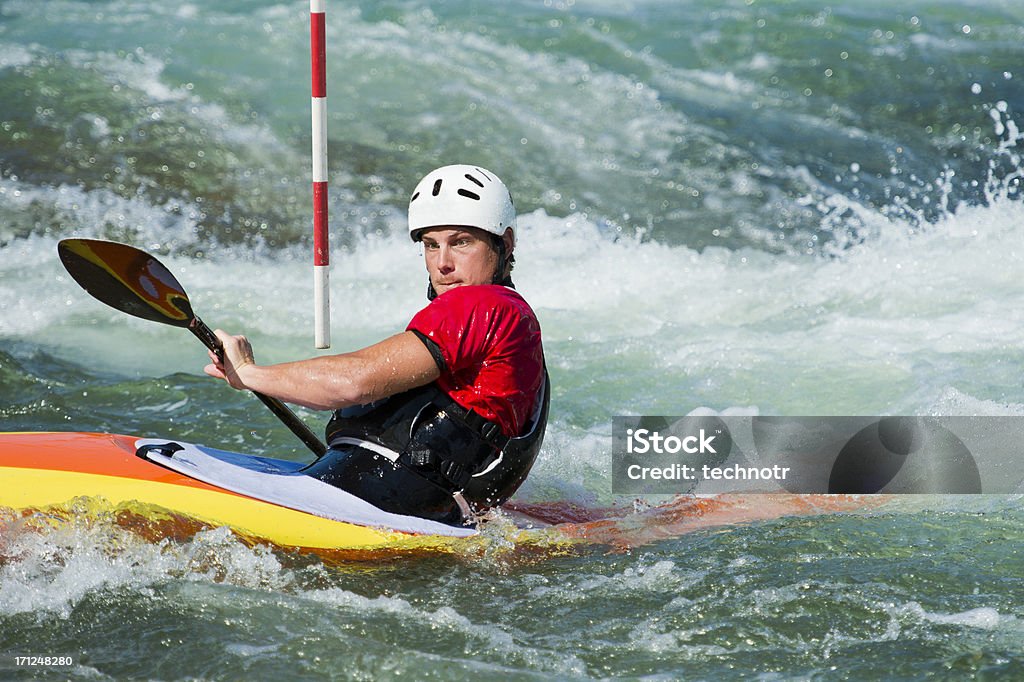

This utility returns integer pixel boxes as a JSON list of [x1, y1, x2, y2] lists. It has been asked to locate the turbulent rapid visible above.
[[2, 0, 1023, 679]]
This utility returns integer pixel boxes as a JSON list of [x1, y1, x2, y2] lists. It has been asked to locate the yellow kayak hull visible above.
[[0, 432, 472, 553]]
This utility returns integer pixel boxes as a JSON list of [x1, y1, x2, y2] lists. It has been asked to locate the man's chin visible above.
[[433, 282, 463, 295]]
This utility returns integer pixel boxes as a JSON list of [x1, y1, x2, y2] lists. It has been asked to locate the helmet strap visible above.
[[492, 238, 506, 286], [492, 235, 515, 288]]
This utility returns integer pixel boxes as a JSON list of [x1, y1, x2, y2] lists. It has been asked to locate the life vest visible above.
[[309, 369, 550, 517]]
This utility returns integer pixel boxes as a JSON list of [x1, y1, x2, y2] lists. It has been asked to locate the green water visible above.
[[3, 0, 1024, 677], [2, 499, 1022, 680]]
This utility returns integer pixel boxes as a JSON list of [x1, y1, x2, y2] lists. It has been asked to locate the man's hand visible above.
[[203, 329, 255, 390]]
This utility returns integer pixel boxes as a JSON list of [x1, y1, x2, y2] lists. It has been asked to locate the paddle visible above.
[[57, 238, 328, 457]]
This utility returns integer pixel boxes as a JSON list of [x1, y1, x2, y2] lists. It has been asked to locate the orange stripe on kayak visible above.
[[0, 431, 240, 493]]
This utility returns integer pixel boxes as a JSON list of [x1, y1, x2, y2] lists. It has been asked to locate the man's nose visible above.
[[437, 246, 455, 272]]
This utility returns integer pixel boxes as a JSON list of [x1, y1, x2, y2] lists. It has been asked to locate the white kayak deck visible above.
[[137, 439, 477, 538]]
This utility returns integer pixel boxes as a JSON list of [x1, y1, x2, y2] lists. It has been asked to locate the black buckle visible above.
[[479, 421, 508, 448]]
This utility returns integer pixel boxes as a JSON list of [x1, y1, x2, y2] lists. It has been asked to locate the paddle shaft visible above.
[[188, 317, 328, 457]]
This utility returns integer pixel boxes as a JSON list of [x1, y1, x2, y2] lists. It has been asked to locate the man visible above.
[[204, 165, 549, 524]]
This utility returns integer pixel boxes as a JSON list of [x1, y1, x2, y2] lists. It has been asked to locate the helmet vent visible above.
[[458, 189, 481, 200], [465, 173, 484, 188], [410, 191, 420, 202], [432, 179, 443, 196]]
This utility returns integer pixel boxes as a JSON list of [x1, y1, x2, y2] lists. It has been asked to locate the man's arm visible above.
[[204, 329, 441, 411]]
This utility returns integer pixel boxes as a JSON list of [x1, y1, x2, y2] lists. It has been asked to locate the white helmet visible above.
[[408, 165, 516, 242]]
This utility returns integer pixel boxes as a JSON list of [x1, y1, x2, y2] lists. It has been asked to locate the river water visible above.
[[1, 0, 1023, 678]]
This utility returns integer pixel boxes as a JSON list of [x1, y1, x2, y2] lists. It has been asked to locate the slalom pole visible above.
[[310, 0, 330, 348]]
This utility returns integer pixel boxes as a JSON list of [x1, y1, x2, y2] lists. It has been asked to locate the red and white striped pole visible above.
[[310, 0, 330, 348]]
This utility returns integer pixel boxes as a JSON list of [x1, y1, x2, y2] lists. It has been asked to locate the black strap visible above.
[[432, 394, 510, 451], [398, 392, 509, 492]]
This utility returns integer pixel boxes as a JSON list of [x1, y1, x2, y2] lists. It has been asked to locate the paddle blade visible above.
[[58, 239, 195, 327]]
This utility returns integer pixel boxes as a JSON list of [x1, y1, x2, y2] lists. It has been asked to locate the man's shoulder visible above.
[[436, 285, 532, 312], [412, 286, 539, 338]]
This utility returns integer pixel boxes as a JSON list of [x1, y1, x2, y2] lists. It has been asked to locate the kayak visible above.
[[0, 431, 532, 554], [0, 431, 880, 557]]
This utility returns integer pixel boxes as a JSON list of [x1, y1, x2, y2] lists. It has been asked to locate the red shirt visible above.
[[406, 285, 544, 437]]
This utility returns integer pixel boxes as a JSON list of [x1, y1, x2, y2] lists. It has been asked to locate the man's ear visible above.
[[502, 228, 515, 254]]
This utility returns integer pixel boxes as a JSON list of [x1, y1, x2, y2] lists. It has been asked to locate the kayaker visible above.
[[204, 165, 549, 525]]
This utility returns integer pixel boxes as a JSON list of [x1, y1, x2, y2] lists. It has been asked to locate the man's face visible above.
[[420, 226, 500, 296]]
